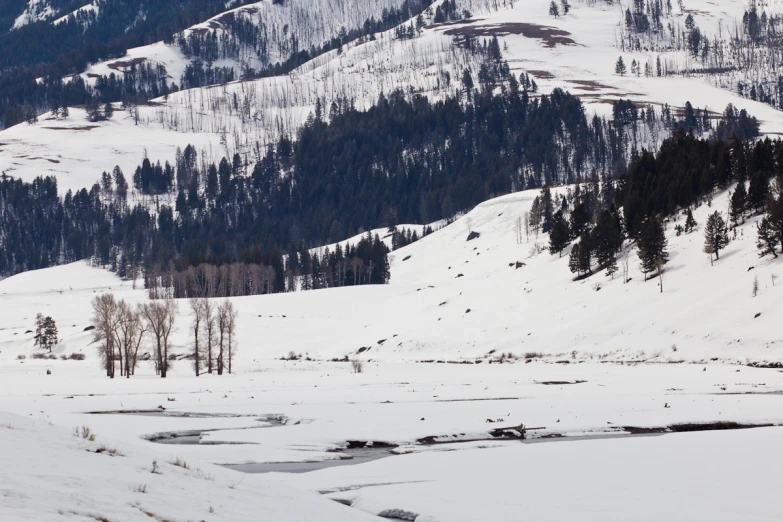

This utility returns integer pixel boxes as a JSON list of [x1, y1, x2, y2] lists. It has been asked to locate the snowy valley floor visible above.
[[2, 361, 783, 521]]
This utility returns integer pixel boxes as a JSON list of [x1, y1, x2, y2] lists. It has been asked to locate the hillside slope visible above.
[[1, 183, 780, 367], [4, 0, 783, 194]]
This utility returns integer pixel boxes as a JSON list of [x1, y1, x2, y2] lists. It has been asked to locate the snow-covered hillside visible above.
[[10, 0, 57, 29], [5, 0, 782, 194], [1, 183, 780, 366]]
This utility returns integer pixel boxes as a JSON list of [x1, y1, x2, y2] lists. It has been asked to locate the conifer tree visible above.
[[756, 217, 779, 258], [568, 242, 581, 275], [684, 208, 697, 233], [615, 56, 627, 76], [637, 217, 668, 280], [747, 171, 769, 212], [34, 313, 45, 347], [549, 1, 560, 17], [592, 210, 623, 276], [729, 183, 748, 226], [541, 186, 554, 232], [576, 231, 592, 275], [703, 211, 729, 264], [549, 210, 571, 257]]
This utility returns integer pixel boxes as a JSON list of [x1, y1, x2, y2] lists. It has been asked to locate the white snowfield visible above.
[[4, 0, 783, 194], [1, 184, 782, 520]]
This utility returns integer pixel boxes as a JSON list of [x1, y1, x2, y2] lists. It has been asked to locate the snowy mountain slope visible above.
[[10, 0, 57, 29], [1, 183, 780, 367], [4, 0, 783, 195], [79, 0, 431, 85]]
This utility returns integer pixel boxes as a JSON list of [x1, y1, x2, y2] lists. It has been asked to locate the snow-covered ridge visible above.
[[11, 0, 57, 29]]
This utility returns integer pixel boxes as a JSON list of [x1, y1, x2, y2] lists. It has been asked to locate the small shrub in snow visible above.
[[168, 457, 190, 470], [69, 352, 86, 360], [96, 445, 124, 456], [17, 354, 26, 360], [350, 359, 364, 373], [134, 484, 147, 493], [523, 352, 544, 359], [75, 426, 96, 441], [151, 460, 161, 474]]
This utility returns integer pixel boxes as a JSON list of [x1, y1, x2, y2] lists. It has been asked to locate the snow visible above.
[[1, 181, 783, 519], [11, 0, 56, 29], [0, 106, 218, 195]]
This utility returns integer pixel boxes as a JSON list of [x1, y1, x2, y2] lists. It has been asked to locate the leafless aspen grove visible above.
[[91, 294, 238, 378]]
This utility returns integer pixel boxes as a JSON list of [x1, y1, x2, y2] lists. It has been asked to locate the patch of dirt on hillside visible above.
[[107, 57, 147, 71], [568, 80, 614, 91], [528, 70, 555, 80], [445, 23, 578, 47], [42, 125, 100, 131]]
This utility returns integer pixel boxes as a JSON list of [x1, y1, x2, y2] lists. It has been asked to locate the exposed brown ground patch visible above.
[[42, 125, 100, 131], [445, 23, 577, 47], [568, 79, 614, 91], [107, 57, 146, 71], [528, 70, 555, 80]]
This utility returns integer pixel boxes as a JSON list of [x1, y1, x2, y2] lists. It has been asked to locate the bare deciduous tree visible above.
[[189, 298, 204, 376], [91, 294, 120, 378], [116, 300, 147, 378], [203, 298, 216, 374], [223, 300, 238, 374], [141, 299, 178, 378]]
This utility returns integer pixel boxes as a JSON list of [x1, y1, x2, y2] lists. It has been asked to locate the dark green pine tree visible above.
[[592, 210, 623, 277], [747, 171, 769, 213], [756, 217, 779, 258], [703, 211, 729, 264], [569, 202, 591, 238], [684, 208, 697, 233], [568, 242, 581, 275], [576, 231, 593, 275], [549, 210, 571, 257], [729, 183, 748, 226], [637, 217, 668, 280], [541, 186, 554, 233]]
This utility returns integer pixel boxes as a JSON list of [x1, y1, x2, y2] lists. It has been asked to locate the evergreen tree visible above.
[[541, 186, 554, 232], [592, 210, 623, 276], [684, 208, 697, 233], [747, 171, 769, 212], [560, 0, 570, 14], [729, 183, 748, 226], [756, 217, 779, 258], [703, 211, 729, 263], [637, 217, 668, 280], [615, 56, 627, 76], [34, 313, 45, 347], [569, 202, 591, 238], [549, 210, 571, 257], [568, 242, 581, 275], [41, 316, 58, 352], [104, 103, 114, 120], [576, 231, 593, 275], [549, 1, 560, 17]]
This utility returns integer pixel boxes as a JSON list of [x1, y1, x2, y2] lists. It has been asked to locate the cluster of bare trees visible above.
[[146, 262, 277, 299], [189, 298, 238, 376], [91, 294, 239, 377], [91, 295, 178, 378]]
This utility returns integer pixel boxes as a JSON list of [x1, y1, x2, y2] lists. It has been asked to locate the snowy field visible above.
[[2, 184, 782, 520]]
